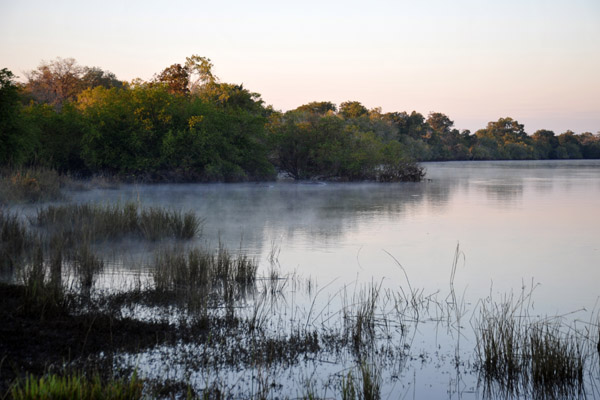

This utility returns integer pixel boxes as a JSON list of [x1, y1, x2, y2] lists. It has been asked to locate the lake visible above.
[[56, 160, 600, 398]]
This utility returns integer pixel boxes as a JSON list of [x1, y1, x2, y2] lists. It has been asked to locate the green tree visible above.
[[556, 130, 583, 159], [0, 68, 34, 165], [579, 132, 600, 158], [294, 101, 337, 115], [23, 102, 86, 171], [479, 117, 527, 144], [532, 129, 558, 159], [80, 66, 123, 90], [339, 101, 368, 119]]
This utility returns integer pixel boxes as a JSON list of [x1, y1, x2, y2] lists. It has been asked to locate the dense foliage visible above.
[[1, 57, 599, 182]]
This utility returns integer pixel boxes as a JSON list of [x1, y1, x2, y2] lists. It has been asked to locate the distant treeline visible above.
[[1, 57, 599, 182]]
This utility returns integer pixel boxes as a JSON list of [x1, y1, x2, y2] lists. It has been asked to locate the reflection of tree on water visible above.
[[480, 181, 524, 205], [68, 181, 456, 251]]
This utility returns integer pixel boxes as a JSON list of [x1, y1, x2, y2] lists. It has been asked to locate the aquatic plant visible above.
[[152, 244, 258, 316], [34, 202, 202, 242], [72, 241, 104, 290], [0, 209, 29, 270], [474, 288, 587, 398], [10, 372, 143, 400], [0, 167, 63, 204]]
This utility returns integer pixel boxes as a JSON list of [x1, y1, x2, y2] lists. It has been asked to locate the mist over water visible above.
[[42, 160, 600, 398], [64, 160, 600, 313]]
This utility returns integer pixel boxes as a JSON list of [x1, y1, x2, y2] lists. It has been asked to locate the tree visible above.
[[579, 132, 600, 158], [426, 112, 454, 135], [532, 129, 558, 159], [185, 55, 216, 93], [25, 58, 83, 107], [557, 130, 582, 159], [479, 117, 527, 144], [339, 101, 368, 119], [80, 66, 123, 90], [0, 68, 33, 165], [294, 101, 337, 115], [156, 63, 189, 95], [25, 58, 122, 108]]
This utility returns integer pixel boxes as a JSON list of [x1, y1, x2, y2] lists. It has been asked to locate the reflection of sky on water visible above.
[[57, 160, 600, 398], [62, 159, 600, 315]]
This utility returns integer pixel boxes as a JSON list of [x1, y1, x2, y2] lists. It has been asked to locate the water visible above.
[[69, 160, 600, 312], [64, 160, 600, 398]]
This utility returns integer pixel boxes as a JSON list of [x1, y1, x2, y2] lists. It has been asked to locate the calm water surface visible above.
[[66, 160, 600, 398], [71, 160, 600, 313]]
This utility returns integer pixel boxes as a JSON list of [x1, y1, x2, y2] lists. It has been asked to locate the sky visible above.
[[1, 0, 599, 134]]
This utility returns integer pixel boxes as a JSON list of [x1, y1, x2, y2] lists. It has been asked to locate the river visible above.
[[64, 159, 600, 398]]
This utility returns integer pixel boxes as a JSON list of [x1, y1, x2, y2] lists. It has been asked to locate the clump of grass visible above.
[[0, 209, 30, 270], [139, 207, 200, 241], [10, 372, 143, 400], [73, 242, 104, 290], [475, 289, 586, 398], [529, 322, 584, 392], [359, 360, 381, 400], [34, 202, 202, 242], [343, 283, 381, 355], [153, 246, 211, 292], [152, 245, 258, 315], [0, 167, 63, 203], [337, 360, 381, 400], [17, 240, 70, 319]]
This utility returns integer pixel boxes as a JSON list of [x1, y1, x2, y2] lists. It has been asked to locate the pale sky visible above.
[[1, 0, 599, 134]]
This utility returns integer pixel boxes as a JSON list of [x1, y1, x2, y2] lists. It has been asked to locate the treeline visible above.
[[1, 57, 599, 182]]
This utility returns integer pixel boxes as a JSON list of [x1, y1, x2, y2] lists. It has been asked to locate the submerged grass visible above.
[[34, 202, 202, 242]]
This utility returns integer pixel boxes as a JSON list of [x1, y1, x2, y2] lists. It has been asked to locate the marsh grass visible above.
[[475, 288, 587, 398], [344, 283, 380, 354], [337, 360, 382, 400], [34, 202, 202, 242], [72, 242, 105, 290], [152, 245, 258, 317], [0, 167, 63, 204], [0, 209, 29, 271], [9, 372, 143, 400], [16, 240, 70, 318]]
